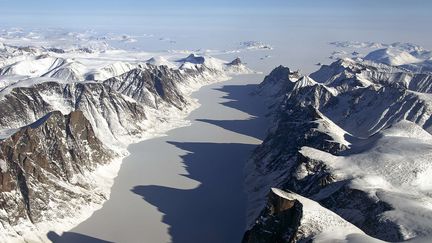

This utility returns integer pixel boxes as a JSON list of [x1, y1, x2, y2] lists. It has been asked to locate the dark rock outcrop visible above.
[[228, 57, 242, 66], [243, 189, 303, 243]]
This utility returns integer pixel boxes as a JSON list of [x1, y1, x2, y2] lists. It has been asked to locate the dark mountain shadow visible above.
[[47, 231, 112, 243], [196, 118, 267, 140], [214, 84, 263, 117], [132, 141, 256, 243], [197, 84, 270, 140], [340, 132, 384, 156]]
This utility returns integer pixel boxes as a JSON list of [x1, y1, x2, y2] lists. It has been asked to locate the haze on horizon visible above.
[[0, 0, 431, 49], [1, 0, 431, 79]]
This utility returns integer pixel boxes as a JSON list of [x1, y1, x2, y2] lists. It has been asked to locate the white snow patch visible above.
[[0, 159, 7, 172], [0, 128, 19, 139]]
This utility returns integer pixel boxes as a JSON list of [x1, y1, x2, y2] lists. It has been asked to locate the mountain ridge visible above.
[[245, 57, 432, 242]]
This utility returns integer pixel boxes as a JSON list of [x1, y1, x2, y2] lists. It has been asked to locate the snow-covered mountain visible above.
[[245, 57, 432, 242], [0, 47, 135, 83], [364, 47, 432, 73], [146, 56, 176, 69], [328, 41, 432, 73], [364, 48, 422, 66], [0, 42, 251, 242]]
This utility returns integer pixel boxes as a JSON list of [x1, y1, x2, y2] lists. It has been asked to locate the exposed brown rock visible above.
[[0, 110, 113, 225]]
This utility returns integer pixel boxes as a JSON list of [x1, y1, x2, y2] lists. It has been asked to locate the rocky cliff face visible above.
[[245, 58, 432, 242], [243, 189, 303, 243], [103, 64, 189, 110], [0, 110, 113, 239]]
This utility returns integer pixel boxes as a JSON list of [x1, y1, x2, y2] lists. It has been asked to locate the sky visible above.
[[0, 0, 431, 73], [0, 0, 431, 26]]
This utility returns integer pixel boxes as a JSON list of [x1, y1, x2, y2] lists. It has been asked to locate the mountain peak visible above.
[[146, 56, 175, 68], [183, 54, 205, 64], [269, 65, 291, 79], [227, 57, 242, 66]]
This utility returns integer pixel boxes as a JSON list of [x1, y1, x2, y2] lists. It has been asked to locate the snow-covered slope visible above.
[[0, 55, 67, 77], [146, 56, 176, 69], [0, 52, 134, 83], [364, 48, 422, 66], [245, 57, 432, 242], [364, 47, 432, 73], [328, 41, 432, 73], [88, 61, 137, 81]]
